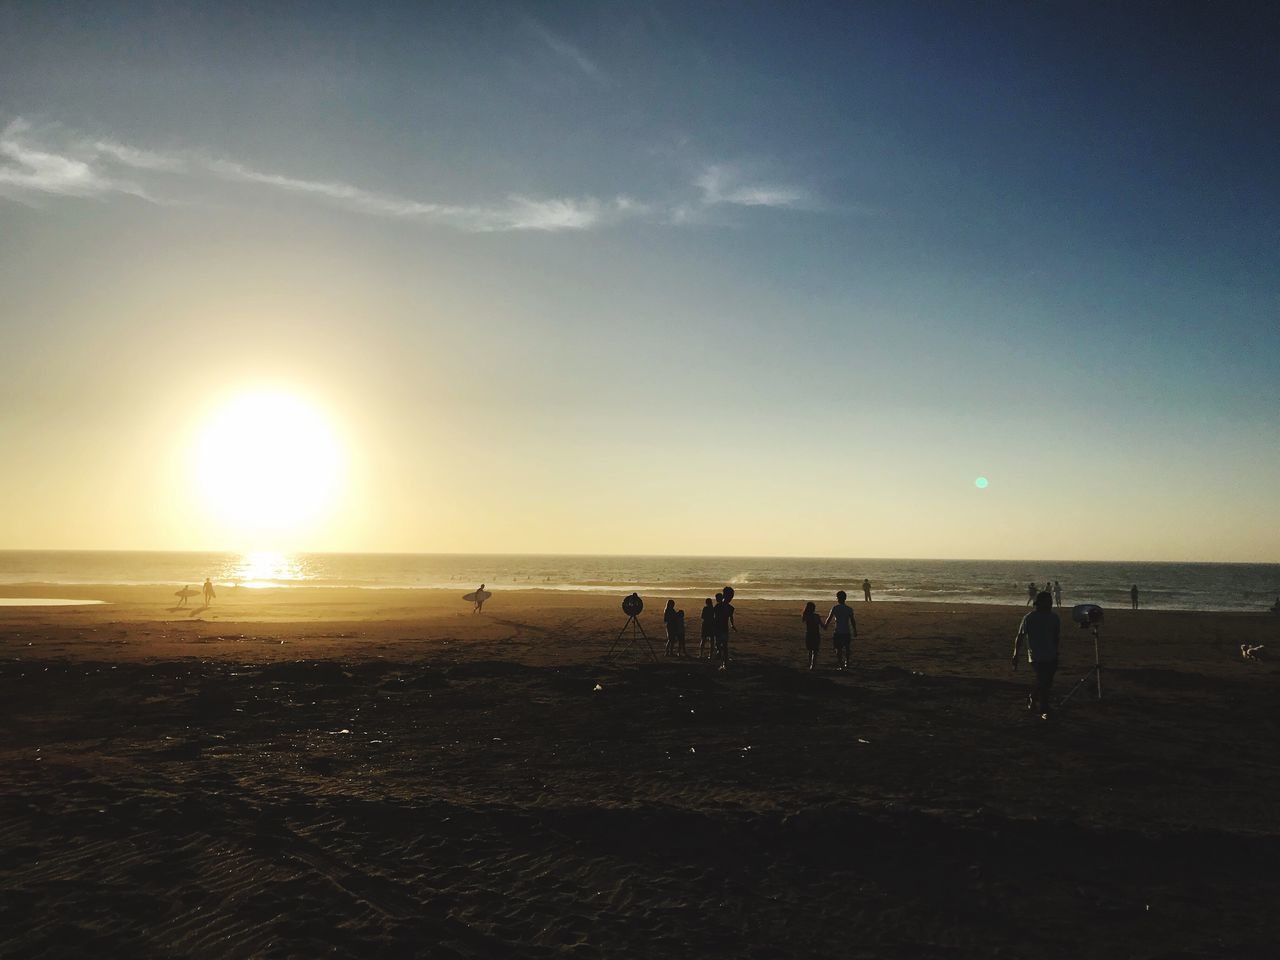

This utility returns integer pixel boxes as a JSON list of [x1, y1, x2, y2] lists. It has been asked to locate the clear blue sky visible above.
[[1, 1, 1277, 559]]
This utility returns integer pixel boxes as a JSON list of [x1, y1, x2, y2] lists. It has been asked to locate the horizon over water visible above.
[[1, 550, 1277, 613]]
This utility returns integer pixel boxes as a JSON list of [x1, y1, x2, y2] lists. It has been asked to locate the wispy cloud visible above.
[[1, 117, 817, 233], [0, 119, 153, 201], [525, 18, 601, 78], [696, 163, 811, 209]]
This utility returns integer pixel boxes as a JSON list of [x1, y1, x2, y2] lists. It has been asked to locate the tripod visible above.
[[606, 614, 657, 663], [1059, 623, 1103, 707]]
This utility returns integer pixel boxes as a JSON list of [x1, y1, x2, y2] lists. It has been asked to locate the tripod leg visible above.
[[606, 620, 631, 660]]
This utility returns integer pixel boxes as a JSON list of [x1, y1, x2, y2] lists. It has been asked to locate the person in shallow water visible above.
[[862, 578, 872, 602], [1130, 584, 1139, 610], [1013, 591, 1061, 720]]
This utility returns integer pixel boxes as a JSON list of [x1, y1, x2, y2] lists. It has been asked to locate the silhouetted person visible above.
[[699, 598, 715, 658], [474, 584, 488, 614], [1026, 582, 1037, 606], [710, 593, 724, 660], [202, 578, 216, 606], [824, 590, 857, 670], [714, 586, 736, 671], [862, 578, 872, 602], [176, 585, 193, 608], [1271, 596, 1280, 615], [1130, 584, 1139, 610], [801, 601, 824, 671], [1043, 581, 1052, 597], [1053, 580, 1063, 608], [675, 608, 687, 657], [1013, 591, 1060, 720], [664, 600, 678, 657]]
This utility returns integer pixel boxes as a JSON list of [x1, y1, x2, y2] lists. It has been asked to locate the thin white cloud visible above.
[[89, 138, 185, 172], [206, 158, 615, 232], [0, 119, 152, 201], [1, 117, 818, 233], [696, 163, 811, 209], [526, 18, 601, 78]]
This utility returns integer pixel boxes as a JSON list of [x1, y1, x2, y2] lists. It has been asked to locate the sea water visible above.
[[0, 551, 1277, 612]]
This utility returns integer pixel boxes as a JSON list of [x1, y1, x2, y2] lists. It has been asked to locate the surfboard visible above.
[[174, 588, 198, 599], [463, 590, 492, 603]]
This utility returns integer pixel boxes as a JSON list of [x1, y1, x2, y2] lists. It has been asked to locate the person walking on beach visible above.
[[1026, 582, 1037, 606], [663, 600, 679, 657], [1053, 581, 1063, 608], [202, 578, 216, 606], [824, 590, 857, 670], [801, 601, 825, 671], [1012, 591, 1061, 720], [699, 598, 716, 658], [1130, 584, 1139, 610], [473, 584, 489, 614], [714, 586, 737, 671], [862, 578, 872, 602]]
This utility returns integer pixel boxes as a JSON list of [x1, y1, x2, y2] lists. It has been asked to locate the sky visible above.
[[1, 1, 1277, 561]]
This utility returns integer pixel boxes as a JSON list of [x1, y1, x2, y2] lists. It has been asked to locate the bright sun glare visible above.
[[193, 390, 343, 541]]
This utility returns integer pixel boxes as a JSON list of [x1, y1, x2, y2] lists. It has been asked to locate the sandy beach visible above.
[[1, 587, 1276, 958]]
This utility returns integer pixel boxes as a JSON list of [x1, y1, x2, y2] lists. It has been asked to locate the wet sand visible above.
[[2, 586, 1277, 958]]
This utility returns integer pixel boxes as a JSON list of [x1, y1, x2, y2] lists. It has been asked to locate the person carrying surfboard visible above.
[[468, 584, 490, 614]]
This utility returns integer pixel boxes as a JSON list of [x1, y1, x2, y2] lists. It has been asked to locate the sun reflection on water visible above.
[[229, 552, 308, 588]]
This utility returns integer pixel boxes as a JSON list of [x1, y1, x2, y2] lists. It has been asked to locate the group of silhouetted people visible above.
[[665, 587, 739, 670], [175, 578, 216, 609], [1026, 580, 1064, 608], [801, 591, 859, 671]]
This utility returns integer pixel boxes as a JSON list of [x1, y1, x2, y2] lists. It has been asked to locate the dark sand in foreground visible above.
[[2, 586, 1277, 958]]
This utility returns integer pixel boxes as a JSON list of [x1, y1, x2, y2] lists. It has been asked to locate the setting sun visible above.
[[192, 390, 343, 542]]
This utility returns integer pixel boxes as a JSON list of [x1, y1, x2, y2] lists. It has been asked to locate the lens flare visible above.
[[974, 476, 989, 489]]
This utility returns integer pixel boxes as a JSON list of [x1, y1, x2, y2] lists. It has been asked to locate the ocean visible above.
[[0, 551, 1277, 613]]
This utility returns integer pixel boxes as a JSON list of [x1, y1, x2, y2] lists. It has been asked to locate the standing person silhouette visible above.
[[663, 600, 678, 657], [1130, 584, 1139, 610], [801, 601, 824, 671], [675, 608, 687, 658], [824, 590, 857, 670], [699, 598, 715, 659], [1053, 581, 1063, 608], [1012, 591, 1061, 720], [202, 578, 216, 606], [862, 578, 872, 602], [714, 586, 736, 671], [473, 584, 488, 614], [1026, 582, 1038, 606]]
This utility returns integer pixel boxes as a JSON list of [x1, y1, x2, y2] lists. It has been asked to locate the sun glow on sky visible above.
[[192, 390, 344, 546]]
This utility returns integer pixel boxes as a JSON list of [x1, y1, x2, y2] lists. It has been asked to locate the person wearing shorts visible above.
[[1013, 591, 1061, 720], [824, 590, 857, 669]]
